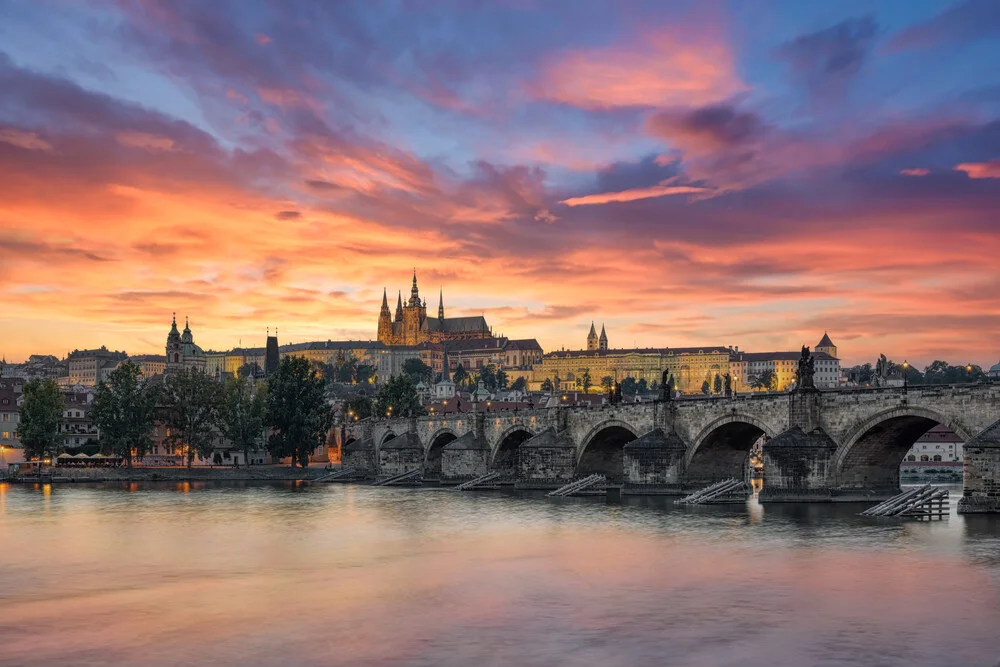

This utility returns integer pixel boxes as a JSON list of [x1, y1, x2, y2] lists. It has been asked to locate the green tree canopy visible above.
[[600, 376, 613, 394], [355, 363, 377, 385], [161, 367, 224, 468], [701, 380, 711, 395], [220, 376, 267, 466], [620, 376, 637, 396], [476, 364, 497, 392], [510, 376, 527, 392], [91, 361, 158, 467], [452, 364, 469, 387], [374, 374, 425, 418], [402, 358, 434, 384], [540, 378, 553, 392], [19, 378, 64, 461], [343, 395, 373, 422], [266, 356, 332, 467], [637, 378, 648, 393], [750, 369, 778, 391], [581, 369, 592, 394], [713, 374, 723, 394]]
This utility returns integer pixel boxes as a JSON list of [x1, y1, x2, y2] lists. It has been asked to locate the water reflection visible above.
[[0, 482, 998, 667]]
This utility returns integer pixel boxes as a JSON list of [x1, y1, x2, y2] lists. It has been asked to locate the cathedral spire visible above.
[[599, 323, 608, 350], [587, 321, 598, 351], [381, 287, 388, 309], [395, 290, 404, 321], [409, 268, 421, 306], [438, 288, 444, 320]]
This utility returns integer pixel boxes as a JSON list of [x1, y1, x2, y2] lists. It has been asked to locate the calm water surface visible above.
[[2, 482, 1000, 667]]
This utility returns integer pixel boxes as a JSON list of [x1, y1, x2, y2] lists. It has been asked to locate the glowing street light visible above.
[[902, 360, 909, 394]]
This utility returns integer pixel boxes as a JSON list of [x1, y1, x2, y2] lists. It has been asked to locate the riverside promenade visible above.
[[4, 465, 330, 484]]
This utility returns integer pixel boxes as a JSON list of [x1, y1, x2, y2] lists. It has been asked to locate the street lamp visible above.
[[902, 360, 909, 394]]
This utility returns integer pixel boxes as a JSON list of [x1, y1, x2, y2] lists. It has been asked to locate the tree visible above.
[[540, 378, 553, 392], [238, 362, 262, 379], [266, 356, 332, 467], [334, 356, 359, 383], [220, 376, 267, 466], [637, 378, 648, 393], [19, 379, 64, 461], [713, 374, 723, 394], [601, 376, 613, 394], [701, 380, 711, 395], [355, 363, 377, 385], [495, 368, 509, 391], [750, 369, 777, 391], [402, 358, 434, 384], [374, 374, 425, 418], [452, 364, 469, 387], [620, 376, 637, 396], [91, 361, 157, 468], [477, 364, 497, 392], [510, 376, 526, 392], [581, 369, 592, 394], [162, 368, 224, 468], [343, 395, 373, 422]]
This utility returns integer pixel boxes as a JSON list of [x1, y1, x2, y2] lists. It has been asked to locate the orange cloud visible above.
[[530, 29, 744, 109], [955, 160, 1000, 179], [560, 184, 708, 206]]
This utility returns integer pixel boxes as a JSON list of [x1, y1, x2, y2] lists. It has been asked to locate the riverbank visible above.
[[4, 465, 330, 483]]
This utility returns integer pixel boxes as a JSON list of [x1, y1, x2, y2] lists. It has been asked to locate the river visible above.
[[1, 482, 999, 666]]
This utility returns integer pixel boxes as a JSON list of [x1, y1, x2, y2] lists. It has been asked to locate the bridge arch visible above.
[[576, 420, 639, 482], [380, 430, 397, 446], [834, 406, 970, 490], [491, 425, 535, 476], [423, 429, 458, 481], [685, 414, 778, 485]]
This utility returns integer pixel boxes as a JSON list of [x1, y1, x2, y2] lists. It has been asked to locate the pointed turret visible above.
[[181, 316, 193, 344], [378, 288, 393, 343], [409, 268, 421, 307], [815, 332, 837, 359], [599, 323, 608, 350], [438, 288, 444, 321], [395, 291, 404, 321], [587, 322, 599, 351]]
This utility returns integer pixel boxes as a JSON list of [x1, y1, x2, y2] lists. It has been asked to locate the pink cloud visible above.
[[900, 168, 930, 176], [955, 160, 1000, 179], [529, 29, 744, 110]]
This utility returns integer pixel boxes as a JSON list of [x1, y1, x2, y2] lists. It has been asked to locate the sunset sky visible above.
[[2, 0, 999, 366]]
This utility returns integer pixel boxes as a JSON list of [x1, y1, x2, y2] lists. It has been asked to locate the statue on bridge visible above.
[[796, 346, 816, 391], [724, 373, 732, 397], [873, 354, 889, 387], [660, 370, 674, 402]]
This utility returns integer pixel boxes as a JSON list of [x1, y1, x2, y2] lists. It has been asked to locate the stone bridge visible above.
[[342, 383, 1000, 513]]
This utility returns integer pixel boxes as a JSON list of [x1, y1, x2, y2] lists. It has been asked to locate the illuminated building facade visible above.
[[377, 272, 492, 346]]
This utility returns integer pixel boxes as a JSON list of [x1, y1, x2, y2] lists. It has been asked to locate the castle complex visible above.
[[377, 272, 493, 346]]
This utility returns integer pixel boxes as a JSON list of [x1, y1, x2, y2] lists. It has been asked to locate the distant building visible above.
[[729, 334, 840, 391], [586, 323, 609, 351], [60, 391, 99, 449], [529, 328, 731, 394], [67, 347, 128, 386], [989, 361, 1000, 379], [129, 354, 166, 379], [377, 272, 493, 346], [0, 378, 23, 452], [903, 425, 963, 463], [165, 315, 206, 374]]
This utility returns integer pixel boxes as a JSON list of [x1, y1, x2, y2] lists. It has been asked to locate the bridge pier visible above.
[[441, 433, 490, 484], [760, 427, 837, 502], [516, 428, 577, 489], [622, 428, 688, 495], [378, 432, 422, 481], [342, 438, 376, 479], [958, 422, 1000, 514]]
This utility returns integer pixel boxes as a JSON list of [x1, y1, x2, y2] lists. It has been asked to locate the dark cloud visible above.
[[776, 16, 879, 101], [888, 0, 1000, 51], [275, 210, 301, 220], [647, 104, 766, 149], [593, 154, 682, 193], [133, 242, 183, 256], [305, 179, 344, 192]]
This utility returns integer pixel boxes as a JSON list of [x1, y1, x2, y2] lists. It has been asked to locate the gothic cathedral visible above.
[[377, 272, 493, 346]]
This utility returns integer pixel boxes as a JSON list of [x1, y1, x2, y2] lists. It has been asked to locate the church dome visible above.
[[990, 361, 1000, 374]]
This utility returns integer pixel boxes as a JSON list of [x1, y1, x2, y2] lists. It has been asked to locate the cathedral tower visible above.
[[587, 322, 598, 351], [599, 324, 608, 351], [166, 313, 182, 370], [377, 288, 393, 343]]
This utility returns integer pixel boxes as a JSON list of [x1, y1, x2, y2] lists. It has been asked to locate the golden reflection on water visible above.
[[0, 483, 998, 667]]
